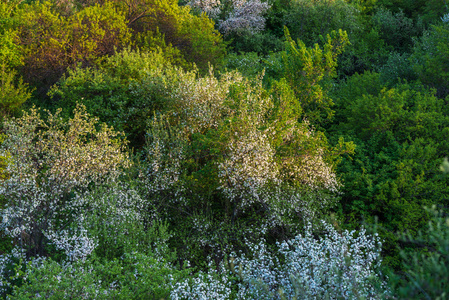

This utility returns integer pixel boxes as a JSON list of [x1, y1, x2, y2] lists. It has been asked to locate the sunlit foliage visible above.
[[0, 105, 129, 259]]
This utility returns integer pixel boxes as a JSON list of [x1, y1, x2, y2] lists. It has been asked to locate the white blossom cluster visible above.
[[0, 247, 26, 295], [218, 0, 270, 36], [170, 263, 233, 300], [86, 185, 146, 225], [188, 0, 270, 36], [44, 218, 97, 262], [145, 114, 186, 195], [171, 69, 236, 134], [282, 151, 340, 193], [442, 13, 449, 23], [168, 222, 387, 299], [217, 126, 338, 221], [218, 128, 278, 206], [0, 105, 130, 260], [189, 0, 222, 18], [232, 222, 388, 299]]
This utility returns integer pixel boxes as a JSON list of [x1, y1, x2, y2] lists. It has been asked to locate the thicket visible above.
[[1, 0, 449, 298]]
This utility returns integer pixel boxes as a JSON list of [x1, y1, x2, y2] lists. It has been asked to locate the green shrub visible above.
[[227, 31, 284, 55], [285, 0, 361, 47], [379, 51, 416, 86], [330, 73, 449, 267], [7, 252, 188, 299], [282, 28, 349, 126], [0, 64, 32, 122], [375, 0, 427, 19], [223, 52, 265, 78], [337, 26, 391, 77], [389, 207, 449, 299], [410, 22, 449, 98], [372, 7, 422, 52], [49, 48, 178, 148]]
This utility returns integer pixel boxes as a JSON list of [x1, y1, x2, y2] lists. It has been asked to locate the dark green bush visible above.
[[330, 73, 449, 267], [389, 207, 449, 299], [410, 22, 449, 98], [372, 7, 423, 52]]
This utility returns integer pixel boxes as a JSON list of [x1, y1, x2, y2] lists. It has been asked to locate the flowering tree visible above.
[[189, 0, 270, 36], [0, 104, 129, 259], [218, 0, 270, 36], [143, 67, 345, 228]]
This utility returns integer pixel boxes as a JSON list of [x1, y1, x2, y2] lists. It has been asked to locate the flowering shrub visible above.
[[189, 0, 270, 36], [170, 263, 233, 300], [167, 222, 388, 299], [218, 127, 278, 205], [138, 66, 353, 269], [146, 114, 186, 195], [232, 222, 388, 299], [0, 247, 26, 297], [0, 104, 129, 259], [188, 0, 222, 18]]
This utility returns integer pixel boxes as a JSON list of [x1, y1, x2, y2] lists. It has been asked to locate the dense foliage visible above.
[[1, 0, 448, 298]]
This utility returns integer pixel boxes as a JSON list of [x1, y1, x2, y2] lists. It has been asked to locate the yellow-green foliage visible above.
[[178, 12, 226, 72], [0, 65, 31, 121], [9, 0, 223, 89], [282, 28, 349, 125], [68, 2, 132, 63], [17, 1, 131, 86], [0, 1, 24, 69], [111, 0, 226, 72], [0, 134, 9, 182]]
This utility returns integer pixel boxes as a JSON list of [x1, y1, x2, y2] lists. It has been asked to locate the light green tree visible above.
[[282, 28, 349, 126]]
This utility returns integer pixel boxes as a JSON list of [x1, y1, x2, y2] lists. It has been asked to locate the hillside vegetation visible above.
[[1, 0, 449, 298]]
